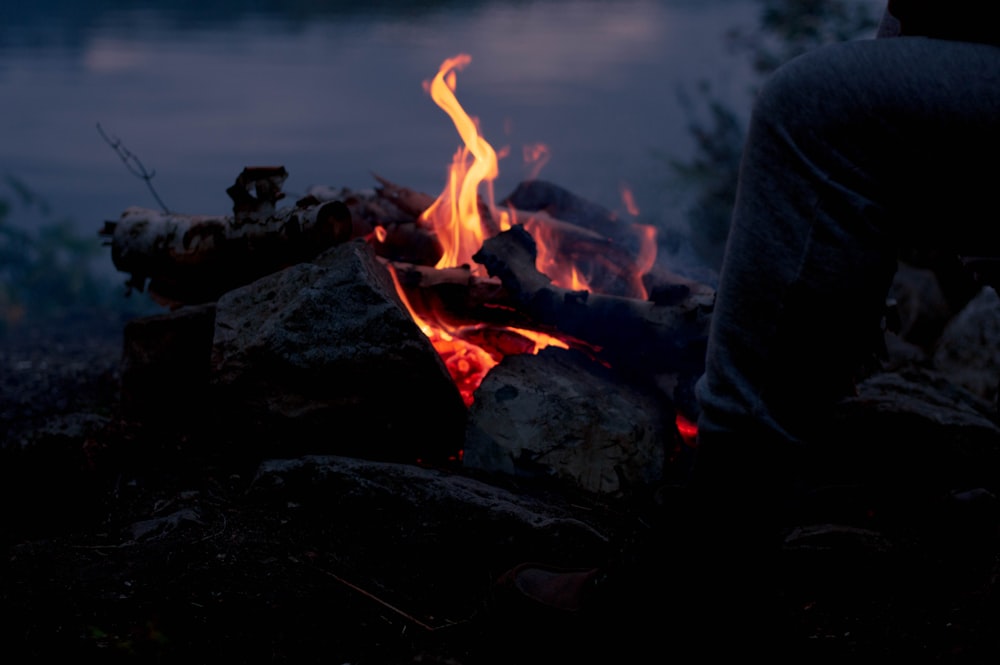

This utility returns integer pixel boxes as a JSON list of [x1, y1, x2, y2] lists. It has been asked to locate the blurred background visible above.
[[1, 0, 882, 338]]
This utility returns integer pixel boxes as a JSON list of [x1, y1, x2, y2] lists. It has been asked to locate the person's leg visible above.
[[696, 36, 1000, 471], [689, 37, 1000, 654], [490, 36, 1000, 655]]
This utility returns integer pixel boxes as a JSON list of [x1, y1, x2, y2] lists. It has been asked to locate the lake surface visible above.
[[2, 0, 762, 275]]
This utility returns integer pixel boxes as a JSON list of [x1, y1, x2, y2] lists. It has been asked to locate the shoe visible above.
[[493, 562, 605, 616], [490, 561, 666, 662]]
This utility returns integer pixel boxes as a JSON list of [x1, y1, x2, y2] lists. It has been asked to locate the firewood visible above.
[[359, 175, 648, 296], [501, 179, 648, 256], [382, 258, 548, 330], [303, 182, 443, 266], [473, 224, 714, 376], [100, 199, 352, 306], [371, 173, 436, 219]]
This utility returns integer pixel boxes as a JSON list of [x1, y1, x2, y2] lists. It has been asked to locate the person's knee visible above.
[[750, 42, 862, 137]]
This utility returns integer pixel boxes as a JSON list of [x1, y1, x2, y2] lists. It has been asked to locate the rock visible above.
[[120, 302, 216, 423], [463, 346, 670, 496], [823, 367, 1000, 498], [210, 239, 467, 462], [249, 454, 613, 570], [933, 286, 1000, 404]]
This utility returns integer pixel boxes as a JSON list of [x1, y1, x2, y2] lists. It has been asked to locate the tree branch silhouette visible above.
[[97, 122, 171, 214]]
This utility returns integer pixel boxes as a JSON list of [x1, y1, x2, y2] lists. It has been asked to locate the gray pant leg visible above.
[[695, 37, 1000, 446]]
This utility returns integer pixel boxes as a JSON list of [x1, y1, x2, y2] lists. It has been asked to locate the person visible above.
[[492, 0, 1000, 654], [694, 0, 1000, 506]]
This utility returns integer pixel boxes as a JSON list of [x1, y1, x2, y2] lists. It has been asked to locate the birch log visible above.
[[100, 199, 352, 306]]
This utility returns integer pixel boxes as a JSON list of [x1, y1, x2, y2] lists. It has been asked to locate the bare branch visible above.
[[97, 122, 171, 213]]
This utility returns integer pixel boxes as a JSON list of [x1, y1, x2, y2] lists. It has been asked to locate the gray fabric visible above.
[[876, 8, 901, 38], [695, 36, 1000, 445]]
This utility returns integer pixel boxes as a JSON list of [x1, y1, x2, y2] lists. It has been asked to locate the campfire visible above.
[[100, 54, 714, 494], [387, 53, 661, 407]]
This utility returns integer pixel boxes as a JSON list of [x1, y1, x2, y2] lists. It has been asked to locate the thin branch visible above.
[[303, 558, 466, 632], [97, 122, 171, 213]]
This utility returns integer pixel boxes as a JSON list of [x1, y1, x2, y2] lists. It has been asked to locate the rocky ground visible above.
[[3, 299, 1000, 664]]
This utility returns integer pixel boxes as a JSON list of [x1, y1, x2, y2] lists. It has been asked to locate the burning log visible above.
[[383, 260, 526, 328], [100, 167, 353, 306], [502, 179, 647, 255], [302, 179, 444, 266], [325, 175, 655, 297], [473, 224, 714, 376]]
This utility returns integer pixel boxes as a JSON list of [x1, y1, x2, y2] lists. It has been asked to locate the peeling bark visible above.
[[101, 199, 353, 306]]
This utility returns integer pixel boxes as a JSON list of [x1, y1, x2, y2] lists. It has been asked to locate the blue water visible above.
[[2, 0, 762, 265]]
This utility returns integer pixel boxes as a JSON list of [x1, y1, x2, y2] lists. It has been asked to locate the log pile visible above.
[[102, 166, 715, 387], [100, 167, 353, 305]]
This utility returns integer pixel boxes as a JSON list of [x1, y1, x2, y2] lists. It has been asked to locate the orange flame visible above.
[[419, 54, 500, 274], [620, 184, 640, 216], [387, 263, 569, 407], [521, 216, 594, 292], [398, 54, 662, 406], [398, 54, 583, 405], [630, 223, 658, 300], [522, 143, 551, 181]]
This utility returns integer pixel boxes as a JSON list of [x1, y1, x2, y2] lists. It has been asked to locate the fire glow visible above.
[[392, 53, 658, 407]]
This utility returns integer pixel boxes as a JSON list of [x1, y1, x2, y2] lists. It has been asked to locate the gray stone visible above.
[[463, 346, 669, 495], [211, 240, 466, 462], [933, 286, 1000, 404]]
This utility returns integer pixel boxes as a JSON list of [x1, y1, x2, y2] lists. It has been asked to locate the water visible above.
[[2, 0, 764, 277]]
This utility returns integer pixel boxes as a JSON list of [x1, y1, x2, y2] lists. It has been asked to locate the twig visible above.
[[96, 122, 171, 213], [303, 559, 464, 632]]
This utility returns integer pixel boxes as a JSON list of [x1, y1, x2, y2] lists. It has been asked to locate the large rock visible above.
[[120, 302, 217, 423], [821, 366, 1000, 499], [463, 346, 671, 496], [211, 240, 466, 462], [932, 286, 1000, 405]]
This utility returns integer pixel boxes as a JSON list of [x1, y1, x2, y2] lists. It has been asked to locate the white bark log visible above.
[[101, 199, 352, 305]]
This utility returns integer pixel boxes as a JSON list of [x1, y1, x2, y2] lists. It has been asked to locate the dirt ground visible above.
[[3, 314, 1000, 664]]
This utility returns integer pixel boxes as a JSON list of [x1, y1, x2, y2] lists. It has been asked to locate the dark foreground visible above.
[[3, 316, 1000, 664]]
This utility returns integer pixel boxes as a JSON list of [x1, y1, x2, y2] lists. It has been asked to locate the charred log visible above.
[[383, 259, 544, 332], [303, 181, 443, 266], [473, 224, 714, 376], [502, 179, 649, 257]]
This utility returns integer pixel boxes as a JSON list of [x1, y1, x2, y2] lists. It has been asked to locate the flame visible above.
[[419, 54, 500, 274], [522, 143, 551, 182], [406, 53, 576, 406], [630, 222, 658, 300], [397, 54, 656, 406], [388, 263, 568, 407], [620, 184, 640, 216], [521, 216, 595, 292]]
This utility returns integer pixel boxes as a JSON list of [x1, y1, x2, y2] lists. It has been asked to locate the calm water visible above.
[[2, 0, 766, 280]]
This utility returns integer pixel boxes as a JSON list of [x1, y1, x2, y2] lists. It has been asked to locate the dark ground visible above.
[[3, 311, 1000, 664]]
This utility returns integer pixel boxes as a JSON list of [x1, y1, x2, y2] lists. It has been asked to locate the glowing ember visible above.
[[675, 411, 699, 449], [387, 263, 568, 407]]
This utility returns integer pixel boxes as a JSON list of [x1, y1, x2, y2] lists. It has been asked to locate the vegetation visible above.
[[669, 0, 880, 271], [0, 176, 155, 338]]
